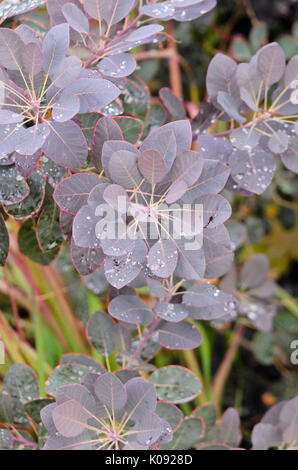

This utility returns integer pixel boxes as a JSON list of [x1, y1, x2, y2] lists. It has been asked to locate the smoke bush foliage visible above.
[[0, 0, 298, 452]]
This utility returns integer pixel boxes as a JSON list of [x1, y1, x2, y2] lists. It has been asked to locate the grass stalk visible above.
[[212, 325, 245, 411]]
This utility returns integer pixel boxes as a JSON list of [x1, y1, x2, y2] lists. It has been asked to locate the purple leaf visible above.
[[0, 111, 24, 124], [279, 396, 298, 444], [132, 413, 164, 446], [122, 441, 148, 450], [55, 384, 96, 411], [203, 225, 234, 278], [219, 266, 237, 295], [261, 401, 286, 426], [107, 30, 166, 55], [104, 240, 147, 288], [141, 120, 191, 157], [53, 173, 99, 214], [71, 238, 105, 276], [125, 377, 157, 420], [92, 117, 123, 170], [237, 61, 262, 112], [61, 78, 120, 113], [154, 302, 188, 322], [240, 254, 269, 289], [172, 0, 209, 6], [15, 150, 41, 178], [15, 24, 41, 45], [230, 128, 261, 151], [16, 124, 50, 156], [94, 373, 127, 411], [98, 53, 136, 78], [140, 3, 176, 20], [174, 238, 205, 280], [217, 91, 246, 123], [102, 140, 139, 179], [62, 3, 89, 34], [84, 0, 135, 25], [101, 237, 135, 257], [22, 42, 43, 76], [219, 408, 242, 447], [43, 430, 93, 450], [147, 239, 178, 278], [47, 0, 83, 24], [40, 403, 57, 433], [87, 311, 115, 357], [87, 182, 109, 211], [60, 210, 74, 236], [112, 324, 132, 354], [159, 88, 186, 119], [173, 0, 217, 21], [224, 175, 254, 196], [108, 294, 153, 325], [183, 284, 237, 320], [165, 180, 188, 204], [207, 53, 239, 102], [72, 205, 100, 248], [42, 23, 69, 75], [52, 400, 89, 437], [197, 194, 232, 228], [52, 94, 80, 122], [0, 28, 24, 70], [225, 222, 246, 251], [138, 149, 167, 184], [51, 56, 82, 89], [0, 124, 25, 155], [109, 149, 142, 188], [229, 148, 275, 195], [192, 102, 220, 137], [281, 136, 298, 173], [103, 184, 128, 212], [257, 42, 286, 86], [285, 55, 298, 88], [198, 134, 233, 165], [42, 120, 88, 168], [158, 321, 202, 350], [126, 25, 164, 42], [170, 150, 204, 187], [182, 159, 230, 203], [268, 130, 289, 154], [240, 86, 259, 113], [141, 129, 177, 172], [252, 423, 282, 450]]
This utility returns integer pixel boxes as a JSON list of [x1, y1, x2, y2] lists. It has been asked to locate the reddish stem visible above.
[[167, 21, 183, 98], [212, 325, 245, 410], [133, 316, 161, 358]]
